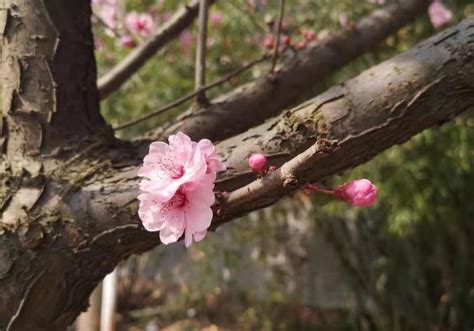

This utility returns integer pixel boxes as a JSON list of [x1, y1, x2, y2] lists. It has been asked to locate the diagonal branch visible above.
[[151, 0, 431, 142], [80, 18, 474, 248], [98, 0, 214, 100]]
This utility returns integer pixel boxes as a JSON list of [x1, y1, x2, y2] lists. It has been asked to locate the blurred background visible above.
[[84, 0, 474, 330]]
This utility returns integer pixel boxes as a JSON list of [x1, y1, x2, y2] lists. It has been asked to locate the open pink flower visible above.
[[428, 1, 453, 29], [138, 132, 225, 247], [126, 11, 156, 37], [138, 174, 216, 247], [335, 179, 377, 207], [138, 132, 207, 200]]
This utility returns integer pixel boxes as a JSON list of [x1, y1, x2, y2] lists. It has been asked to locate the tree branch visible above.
[[113, 55, 268, 131], [97, 0, 212, 100], [195, 0, 210, 104], [86, 18, 474, 248], [151, 0, 431, 142], [270, 0, 286, 74]]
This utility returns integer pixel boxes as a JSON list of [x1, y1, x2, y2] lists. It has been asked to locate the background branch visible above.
[[195, 0, 210, 104], [98, 0, 214, 100], [270, 0, 286, 74], [149, 0, 431, 142], [113, 55, 268, 131]]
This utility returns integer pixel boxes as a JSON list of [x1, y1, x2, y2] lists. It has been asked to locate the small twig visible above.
[[113, 55, 269, 131], [195, 0, 210, 104], [270, 0, 285, 74]]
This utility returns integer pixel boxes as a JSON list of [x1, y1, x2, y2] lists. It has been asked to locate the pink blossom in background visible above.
[[138, 132, 225, 247], [428, 1, 453, 28], [335, 179, 378, 207], [126, 11, 156, 37], [263, 34, 274, 49], [210, 11, 224, 27], [295, 40, 307, 49], [120, 35, 136, 48], [92, 0, 118, 37], [179, 31, 194, 53], [281, 35, 291, 45], [302, 29, 317, 43]]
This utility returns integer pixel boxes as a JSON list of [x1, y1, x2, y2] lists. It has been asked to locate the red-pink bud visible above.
[[295, 41, 307, 50], [248, 153, 267, 173], [281, 35, 291, 45], [335, 179, 377, 207]]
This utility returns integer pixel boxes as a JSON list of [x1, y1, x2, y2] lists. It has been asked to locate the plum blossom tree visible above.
[[1, 0, 473, 329]]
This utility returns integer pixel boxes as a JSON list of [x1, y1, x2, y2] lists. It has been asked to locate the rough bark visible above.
[[152, 0, 431, 142], [0, 0, 110, 329]]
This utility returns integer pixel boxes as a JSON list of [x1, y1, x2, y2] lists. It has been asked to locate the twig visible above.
[[195, 0, 209, 104], [270, 0, 285, 74], [98, 0, 208, 100], [113, 55, 269, 131]]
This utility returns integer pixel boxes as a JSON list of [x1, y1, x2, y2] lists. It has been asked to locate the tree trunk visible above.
[[0, 0, 110, 329], [76, 285, 102, 331]]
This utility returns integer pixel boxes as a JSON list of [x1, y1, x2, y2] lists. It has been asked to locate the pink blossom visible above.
[[295, 40, 307, 49], [247, 0, 268, 9], [428, 1, 453, 29], [126, 11, 156, 37], [138, 132, 225, 247], [120, 35, 136, 48], [263, 34, 274, 49], [248, 153, 267, 173], [138, 174, 216, 247], [139, 132, 206, 201], [210, 11, 224, 27], [179, 31, 194, 53], [281, 35, 291, 45], [92, 0, 118, 36], [335, 179, 378, 207], [302, 29, 317, 42]]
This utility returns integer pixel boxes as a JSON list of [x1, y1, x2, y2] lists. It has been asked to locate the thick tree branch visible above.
[[88, 18, 474, 251], [98, 0, 211, 100], [152, 0, 431, 142]]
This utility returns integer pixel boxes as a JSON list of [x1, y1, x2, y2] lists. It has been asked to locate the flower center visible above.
[[169, 190, 187, 208]]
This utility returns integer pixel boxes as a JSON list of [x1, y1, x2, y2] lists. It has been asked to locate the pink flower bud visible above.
[[248, 153, 267, 173], [335, 179, 377, 207]]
